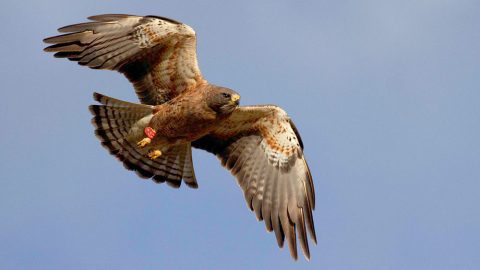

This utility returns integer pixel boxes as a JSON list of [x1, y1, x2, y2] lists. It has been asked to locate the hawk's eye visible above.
[[222, 93, 231, 99]]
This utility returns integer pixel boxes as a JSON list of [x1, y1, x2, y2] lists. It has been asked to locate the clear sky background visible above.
[[1, 0, 479, 269]]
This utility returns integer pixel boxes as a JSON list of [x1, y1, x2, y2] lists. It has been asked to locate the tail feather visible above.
[[93, 92, 145, 107], [90, 92, 198, 188], [90, 105, 151, 119]]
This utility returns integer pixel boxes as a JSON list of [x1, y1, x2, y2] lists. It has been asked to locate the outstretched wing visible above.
[[44, 14, 206, 105], [192, 106, 316, 260]]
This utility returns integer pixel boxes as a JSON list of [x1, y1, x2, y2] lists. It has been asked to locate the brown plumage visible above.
[[44, 14, 316, 260]]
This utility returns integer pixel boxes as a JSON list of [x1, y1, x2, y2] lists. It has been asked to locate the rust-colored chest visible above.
[[148, 89, 219, 143]]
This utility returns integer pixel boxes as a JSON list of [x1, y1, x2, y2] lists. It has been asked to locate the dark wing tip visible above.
[[57, 24, 75, 33], [87, 14, 134, 21], [51, 52, 76, 59], [145, 15, 182, 24], [92, 92, 103, 102], [44, 43, 70, 53], [43, 36, 57, 44], [43, 45, 52, 52], [289, 227, 299, 260], [303, 160, 315, 210], [291, 249, 299, 261]]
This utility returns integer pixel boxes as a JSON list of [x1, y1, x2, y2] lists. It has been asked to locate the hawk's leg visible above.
[[138, 127, 162, 159], [137, 137, 151, 147], [147, 149, 162, 160], [137, 127, 156, 148]]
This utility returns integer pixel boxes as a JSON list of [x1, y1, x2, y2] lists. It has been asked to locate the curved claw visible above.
[[148, 149, 162, 160], [137, 137, 151, 148]]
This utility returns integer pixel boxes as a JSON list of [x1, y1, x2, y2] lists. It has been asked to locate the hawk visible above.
[[44, 14, 316, 260]]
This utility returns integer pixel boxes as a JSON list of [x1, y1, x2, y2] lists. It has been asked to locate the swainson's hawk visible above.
[[44, 14, 316, 260]]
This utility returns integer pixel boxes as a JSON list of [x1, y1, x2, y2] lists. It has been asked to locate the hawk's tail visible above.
[[88, 92, 198, 188]]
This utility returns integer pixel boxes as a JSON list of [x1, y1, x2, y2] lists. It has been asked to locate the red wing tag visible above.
[[144, 127, 156, 139]]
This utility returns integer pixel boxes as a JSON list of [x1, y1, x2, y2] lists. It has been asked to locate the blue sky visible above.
[[1, 0, 479, 269]]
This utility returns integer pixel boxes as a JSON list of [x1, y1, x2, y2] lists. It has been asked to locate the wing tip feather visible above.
[[92, 92, 103, 102], [87, 14, 135, 21]]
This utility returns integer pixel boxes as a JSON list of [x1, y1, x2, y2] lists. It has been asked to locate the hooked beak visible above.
[[230, 94, 240, 105]]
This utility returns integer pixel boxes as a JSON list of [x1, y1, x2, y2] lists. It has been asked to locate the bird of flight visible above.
[[44, 14, 316, 260]]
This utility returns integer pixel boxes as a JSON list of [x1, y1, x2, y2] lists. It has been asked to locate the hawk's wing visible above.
[[44, 14, 206, 105], [192, 106, 316, 260]]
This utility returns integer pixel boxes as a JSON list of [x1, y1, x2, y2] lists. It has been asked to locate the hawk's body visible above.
[[44, 14, 317, 260], [140, 84, 238, 145]]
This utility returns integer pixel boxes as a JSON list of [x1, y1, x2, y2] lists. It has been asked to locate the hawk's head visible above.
[[206, 86, 240, 115]]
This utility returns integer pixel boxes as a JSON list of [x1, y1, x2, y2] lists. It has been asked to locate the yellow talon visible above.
[[148, 149, 162, 160], [137, 137, 151, 148]]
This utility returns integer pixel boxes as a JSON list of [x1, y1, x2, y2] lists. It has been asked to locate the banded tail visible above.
[[89, 92, 197, 188]]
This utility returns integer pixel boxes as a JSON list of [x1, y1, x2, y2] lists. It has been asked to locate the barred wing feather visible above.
[[44, 14, 206, 105], [192, 106, 316, 260]]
